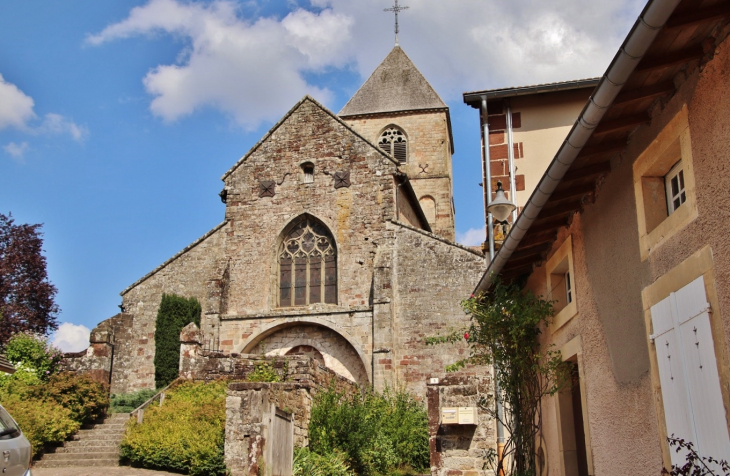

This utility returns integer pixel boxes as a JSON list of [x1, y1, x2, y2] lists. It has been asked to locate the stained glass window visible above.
[[278, 216, 337, 307]]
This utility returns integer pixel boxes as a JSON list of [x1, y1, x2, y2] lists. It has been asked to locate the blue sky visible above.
[[0, 0, 643, 351]]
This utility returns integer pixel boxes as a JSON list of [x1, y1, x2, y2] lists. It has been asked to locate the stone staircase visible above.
[[34, 413, 129, 468]]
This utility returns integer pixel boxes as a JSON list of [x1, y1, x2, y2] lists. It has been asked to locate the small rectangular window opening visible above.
[[665, 160, 686, 214], [302, 163, 314, 184], [565, 272, 572, 305], [550, 256, 571, 314]]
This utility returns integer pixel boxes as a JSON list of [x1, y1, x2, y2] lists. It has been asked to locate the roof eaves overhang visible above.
[[474, 0, 693, 294], [463, 78, 601, 107]]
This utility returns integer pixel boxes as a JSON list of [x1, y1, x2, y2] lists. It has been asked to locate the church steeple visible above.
[[339, 46, 456, 242], [338, 46, 447, 117]]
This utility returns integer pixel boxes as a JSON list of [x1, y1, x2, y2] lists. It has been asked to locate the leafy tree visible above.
[[3, 332, 62, 381], [153, 293, 201, 388], [0, 213, 59, 345]]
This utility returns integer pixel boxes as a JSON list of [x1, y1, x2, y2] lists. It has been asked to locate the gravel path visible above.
[[32, 467, 183, 476]]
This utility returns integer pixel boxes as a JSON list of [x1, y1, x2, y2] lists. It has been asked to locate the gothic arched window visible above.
[[378, 126, 408, 164], [278, 216, 337, 307]]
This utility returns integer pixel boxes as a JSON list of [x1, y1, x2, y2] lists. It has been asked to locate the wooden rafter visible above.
[[529, 216, 572, 235], [575, 141, 625, 160], [593, 112, 651, 135], [563, 162, 612, 182], [550, 183, 595, 202], [613, 81, 675, 107], [636, 45, 704, 73], [665, 2, 730, 31]]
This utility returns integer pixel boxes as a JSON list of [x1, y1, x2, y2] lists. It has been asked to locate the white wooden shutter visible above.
[[651, 298, 695, 466], [651, 276, 730, 466]]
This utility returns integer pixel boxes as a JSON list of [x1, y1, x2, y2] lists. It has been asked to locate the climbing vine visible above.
[[427, 279, 568, 476]]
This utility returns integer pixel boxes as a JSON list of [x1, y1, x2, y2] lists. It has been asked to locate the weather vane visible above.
[[384, 0, 409, 46]]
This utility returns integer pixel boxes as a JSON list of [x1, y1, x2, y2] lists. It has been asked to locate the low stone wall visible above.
[[59, 323, 116, 386], [427, 374, 496, 476]]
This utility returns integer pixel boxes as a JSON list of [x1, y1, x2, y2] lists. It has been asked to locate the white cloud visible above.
[[52, 323, 91, 353], [3, 141, 29, 162], [87, 0, 643, 127], [0, 73, 36, 129], [0, 73, 88, 145], [39, 113, 89, 143], [457, 228, 484, 247], [87, 0, 353, 129]]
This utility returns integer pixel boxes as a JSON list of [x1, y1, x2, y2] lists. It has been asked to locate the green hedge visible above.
[[308, 387, 429, 476], [110, 389, 157, 414], [153, 294, 201, 389], [120, 380, 227, 476]]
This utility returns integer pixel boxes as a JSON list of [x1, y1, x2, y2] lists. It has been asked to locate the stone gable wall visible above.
[[220, 99, 401, 317], [344, 110, 455, 240]]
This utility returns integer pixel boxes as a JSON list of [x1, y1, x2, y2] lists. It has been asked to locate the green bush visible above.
[[3, 332, 63, 381], [110, 389, 157, 413], [154, 294, 201, 389], [120, 380, 227, 476], [0, 372, 108, 456], [294, 446, 354, 476], [246, 360, 287, 383], [0, 392, 79, 457], [309, 387, 429, 476], [31, 372, 109, 423]]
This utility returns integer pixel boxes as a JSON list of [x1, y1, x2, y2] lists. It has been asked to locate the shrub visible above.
[[309, 387, 429, 476], [31, 372, 109, 423], [246, 360, 287, 383], [0, 393, 79, 457], [110, 389, 157, 414], [3, 332, 62, 380], [154, 294, 201, 388], [294, 446, 354, 476], [120, 380, 227, 476]]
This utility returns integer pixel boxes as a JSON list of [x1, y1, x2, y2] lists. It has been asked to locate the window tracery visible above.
[[278, 216, 337, 307], [378, 126, 408, 163]]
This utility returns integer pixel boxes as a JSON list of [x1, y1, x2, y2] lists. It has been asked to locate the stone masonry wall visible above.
[[427, 374, 496, 476], [118, 226, 227, 393], [390, 221, 487, 398], [344, 110, 455, 240]]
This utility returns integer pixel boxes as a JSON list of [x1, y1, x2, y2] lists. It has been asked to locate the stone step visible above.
[[63, 439, 121, 448], [75, 428, 126, 436], [34, 458, 121, 468], [70, 432, 123, 442], [51, 445, 121, 454], [82, 423, 126, 431], [40, 451, 120, 461]]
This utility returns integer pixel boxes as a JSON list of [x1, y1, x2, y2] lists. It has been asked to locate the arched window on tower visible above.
[[378, 126, 408, 164], [278, 215, 337, 307]]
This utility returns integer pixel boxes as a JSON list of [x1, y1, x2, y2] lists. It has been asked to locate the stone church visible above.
[[85, 46, 485, 398]]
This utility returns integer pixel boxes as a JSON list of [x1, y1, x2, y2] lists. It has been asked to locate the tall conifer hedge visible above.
[[153, 294, 201, 388]]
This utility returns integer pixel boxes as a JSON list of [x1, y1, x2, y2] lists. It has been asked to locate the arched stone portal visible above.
[[244, 324, 369, 386]]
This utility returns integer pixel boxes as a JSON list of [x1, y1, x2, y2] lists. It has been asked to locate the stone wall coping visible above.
[[221, 95, 400, 181], [388, 219, 486, 258], [228, 381, 313, 392], [220, 306, 373, 321], [120, 220, 228, 295]]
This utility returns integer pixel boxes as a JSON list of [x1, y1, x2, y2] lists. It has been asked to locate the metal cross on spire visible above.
[[384, 0, 408, 46]]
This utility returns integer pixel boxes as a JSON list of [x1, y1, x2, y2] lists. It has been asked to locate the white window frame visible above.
[[664, 160, 686, 214], [546, 235, 578, 331]]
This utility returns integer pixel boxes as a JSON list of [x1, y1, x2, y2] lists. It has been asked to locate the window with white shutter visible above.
[[651, 276, 730, 467]]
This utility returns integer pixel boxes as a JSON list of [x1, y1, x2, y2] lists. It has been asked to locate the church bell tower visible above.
[[338, 46, 456, 241]]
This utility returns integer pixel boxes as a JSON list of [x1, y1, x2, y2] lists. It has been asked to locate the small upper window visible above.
[[378, 127, 408, 164], [302, 163, 314, 184], [665, 160, 686, 214]]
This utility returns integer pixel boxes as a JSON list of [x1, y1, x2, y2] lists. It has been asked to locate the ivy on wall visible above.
[[154, 294, 201, 389]]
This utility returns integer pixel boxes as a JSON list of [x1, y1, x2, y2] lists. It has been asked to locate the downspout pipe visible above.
[[481, 98, 495, 260], [506, 102, 518, 223], [473, 0, 680, 293]]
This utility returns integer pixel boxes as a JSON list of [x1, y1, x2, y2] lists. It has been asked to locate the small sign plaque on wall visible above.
[[441, 407, 458, 424]]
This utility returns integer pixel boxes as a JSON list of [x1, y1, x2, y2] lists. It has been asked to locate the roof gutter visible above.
[[474, 0, 681, 293]]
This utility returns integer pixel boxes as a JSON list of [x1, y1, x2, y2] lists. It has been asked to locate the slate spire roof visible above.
[[339, 46, 447, 117]]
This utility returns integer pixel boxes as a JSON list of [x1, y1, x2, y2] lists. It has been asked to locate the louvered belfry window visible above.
[[278, 216, 337, 307], [378, 127, 408, 163]]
